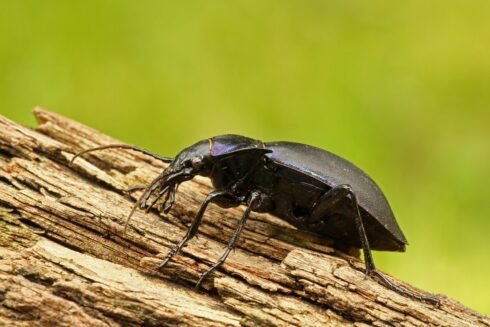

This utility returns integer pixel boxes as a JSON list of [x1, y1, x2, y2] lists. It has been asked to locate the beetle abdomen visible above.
[[265, 141, 408, 250]]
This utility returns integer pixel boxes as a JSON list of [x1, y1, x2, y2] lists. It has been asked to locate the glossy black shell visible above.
[[265, 142, 407, 251], [207, 135, 408, 252]]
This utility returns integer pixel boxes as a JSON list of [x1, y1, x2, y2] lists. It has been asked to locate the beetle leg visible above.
[[195, 191, 261, 290], [369, 269, 439, 304], [158, 190, 239, 269], [307, 184, 376, 271], [307, 185, 351, 224], [343, 186, 377, 272], [311, 185, 439, 303]]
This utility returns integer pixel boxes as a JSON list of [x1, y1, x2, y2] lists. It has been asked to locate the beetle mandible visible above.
[[71, 134, 438, 303]]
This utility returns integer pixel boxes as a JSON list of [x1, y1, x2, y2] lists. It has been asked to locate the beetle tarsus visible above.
[[158, 190, 236, 270], [195, 191, 260, 290], [370, 269, 440, 304], [347, 188, 438, 303]]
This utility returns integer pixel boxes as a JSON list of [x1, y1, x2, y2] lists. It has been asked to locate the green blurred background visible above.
[[1, 1, 489, 314]]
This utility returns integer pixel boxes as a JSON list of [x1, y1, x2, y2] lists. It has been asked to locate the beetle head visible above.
[[135, 135, 270, 217], [133, 139, 213, 216], [167, 135, 270, 180], [166, 139, 213, 179], [121, 135, 272, 229]]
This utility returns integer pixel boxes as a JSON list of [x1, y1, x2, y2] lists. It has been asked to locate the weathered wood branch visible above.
[[0, 108, 488, 326]]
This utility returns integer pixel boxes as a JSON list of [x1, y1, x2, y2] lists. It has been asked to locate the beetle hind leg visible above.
[[345, 187, 439, 303], [308, 185, 439, 303]]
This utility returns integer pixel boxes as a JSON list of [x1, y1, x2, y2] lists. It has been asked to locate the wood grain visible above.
[[0, 108, 488, 326]]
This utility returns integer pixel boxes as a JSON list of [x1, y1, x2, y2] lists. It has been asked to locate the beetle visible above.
[[71, 134, 438, 303]]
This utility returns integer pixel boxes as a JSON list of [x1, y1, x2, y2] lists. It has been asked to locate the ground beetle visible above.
[[72, 134, 438, 303]]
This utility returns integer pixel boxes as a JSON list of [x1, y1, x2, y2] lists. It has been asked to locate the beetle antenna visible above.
[[70, 144, 173, 165]]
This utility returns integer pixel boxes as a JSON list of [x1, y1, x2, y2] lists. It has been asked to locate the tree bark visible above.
[[0, 108, 488, 327]]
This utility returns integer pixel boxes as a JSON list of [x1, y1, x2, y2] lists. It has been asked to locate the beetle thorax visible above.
[[209, 153, 262, 194]]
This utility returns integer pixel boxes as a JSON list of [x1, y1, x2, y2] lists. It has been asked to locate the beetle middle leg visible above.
[[158, 190, 239, 269], [195, 191, 262, 289], [307, 185, 439, 303]]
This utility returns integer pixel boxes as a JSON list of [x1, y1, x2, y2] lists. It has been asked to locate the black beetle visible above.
[[71, 134, 437, 303]]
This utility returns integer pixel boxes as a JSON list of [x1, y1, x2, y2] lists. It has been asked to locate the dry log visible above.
[[0, 108, 488, 326]]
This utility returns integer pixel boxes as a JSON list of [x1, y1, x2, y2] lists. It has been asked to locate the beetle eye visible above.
[[191, 156, 204, 170]]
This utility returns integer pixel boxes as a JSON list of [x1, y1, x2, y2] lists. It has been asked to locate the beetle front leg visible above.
[[158, 190, 239, 269], [194, 191, 262, 290]]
